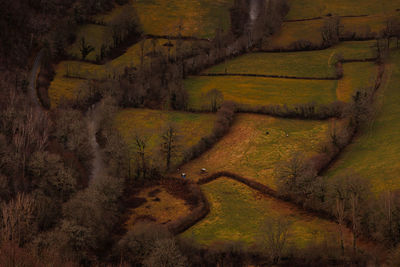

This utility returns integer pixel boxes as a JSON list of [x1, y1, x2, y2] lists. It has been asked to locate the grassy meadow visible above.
[[48, 63, 88, 107], [182, 178, 353, 247], [175, 114, 329, 189], [49, 38, 204, 107], [263, 16, 380, 52], [184, 76, 337, 110], [341, 14, 395, 38], [286, 0, 400, 20], [95, 0, 234, 38], [125, 185, 190, 230], [67, 24, 113, 62], [114, 109, 216, 167], [203, 51, 338, 78], [263, 20, 324, 50], [337, 62, 378, 102], [325, 51, 400, 193]]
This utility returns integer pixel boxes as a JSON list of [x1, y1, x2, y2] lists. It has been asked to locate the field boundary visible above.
[[160, 179, 211, 235], [341, 58, 377, 63], [284, 14, 369, 23], [318, 63, 386, 176], [145, 34, 210, 42], [198, 73, 339, 80]]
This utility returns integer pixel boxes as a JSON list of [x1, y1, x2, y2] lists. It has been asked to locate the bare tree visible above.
[[335, 197, 345, 255], [205, 88, 223, 112], [0, 193, 36, 245], [160, 124, 180, 170], [13, 107, 49, 182], [329, 171, 371, 254], [274, 152, 316, 199], [261, 216, 292, 264], [321, 16, 340, 47], [134, 133, 148, 179], [143, 238, 187, 267], [79, 37, 94, 60]]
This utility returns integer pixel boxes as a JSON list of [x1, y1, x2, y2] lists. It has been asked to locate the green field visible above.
[[114, 109, 216, 167], [286, 0, 400, 20], [48, 62, 88, 107], [203, 51, 338, 78], [182, 178, 353, 247], [341, 15, 394, 39], [64, 38, 197, 79], [67, 24, 113, 62], [331, 41, 377, 60], [263, 16, 381, 52], [95, 0, 233, 38], [49, 38, 205, 107], [263, 20, 324, 50], [213, 42, 377, 80], [337, 62, 378, 102], [325, 51, 399, 193], [185, 76, 337, 110], [175, 114, 329, 189]]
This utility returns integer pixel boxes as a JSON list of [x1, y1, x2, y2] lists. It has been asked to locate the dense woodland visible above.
[[3, 0, 400, 266]]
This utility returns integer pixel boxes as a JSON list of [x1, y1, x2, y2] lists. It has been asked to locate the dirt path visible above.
[[87, 105, 105, 182], [28, 49, 44, 108]]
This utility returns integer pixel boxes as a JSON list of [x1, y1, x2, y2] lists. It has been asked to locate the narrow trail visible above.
[[28, 49, 44, 109], [87, 105, 105, 182], [29, 50, 105, 183]]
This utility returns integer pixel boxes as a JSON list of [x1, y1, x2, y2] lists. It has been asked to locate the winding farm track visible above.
[[87, 105, 105, 182], [28, 49, 44, 109], [28, 50, 104, 182]]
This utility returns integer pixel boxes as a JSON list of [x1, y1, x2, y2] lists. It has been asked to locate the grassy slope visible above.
[[341, 14, 391, 36], [203, 51, 337, 78], [67, 24, 113, 62], [96, 0, 233, 38], [264, 20, 324, 50], [204, 41, 377, 77], [125, 186, 190, 229], [337, 62, 378, 102], [326, 51, 400, 193], [264, 15, 381, 51], [185, 76, 337, 110], [182, 178, 352, 247], [286, 0, 400, 20], [114, 109, 216, 167], [49, 38, 204, 106], [175, 114, 329, 189]]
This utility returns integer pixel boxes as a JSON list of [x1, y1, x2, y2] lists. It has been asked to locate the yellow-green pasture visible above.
[[114, 109, 216, 168], [182, 178, 354, 248], [67, 24, 113, 62], [95, 0, 234, 38], [286, 0, 400, 20], [263, 20, 324, 51], [175, 114, 330, 189], [184, 76, 337, 110], [49, 38, 206, 107], [337, 62, 379, 102], [325, 51, 400, 194], [203, 51, 338, 78]]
